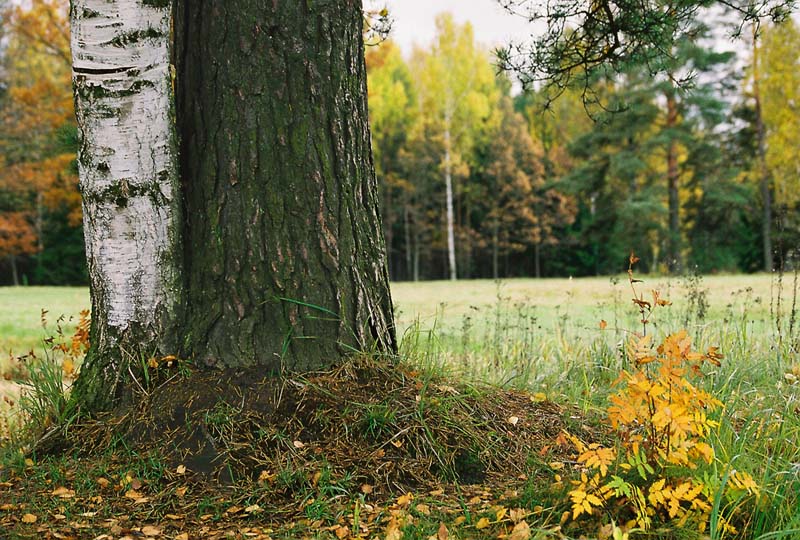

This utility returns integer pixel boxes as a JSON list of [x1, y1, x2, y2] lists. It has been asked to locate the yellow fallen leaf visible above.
[[244, 504, 262, 513], [293, 440, 305, 448], [385, 520, 402, 540], [507, 416, 520, 426], [333, 524, 349, 539], [532, 393, 547, 402], [22, 513, 37, 523], [453, 516, 466, 525], [175, 486, 187, 497], [51, 486, 75, 498], [509, 520, 531, 540], [176, 465, 186, 475], [397, 492, 413, 506], [361, 483, 374, 494], [175, 534, 189, 540], [125, 489, 144, 499], [391, 439, 404, 448], [96, 477, 110, 488], [429, 488, 444, 496], [141, 525, 161, 536], [415, 503, 430, 515], [24, 458, 34, 467], [475, 517, 491, 529]]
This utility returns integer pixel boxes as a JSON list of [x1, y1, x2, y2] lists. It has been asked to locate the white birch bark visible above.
[[444, 122, 457, 281], [71, 1, 181, 353]]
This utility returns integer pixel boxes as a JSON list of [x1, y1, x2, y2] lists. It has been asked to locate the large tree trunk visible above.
[[175, 0, 395, 371], [71, 0, 396, 412], [71, 0, 184, 411], [665, 87, 682, 274]]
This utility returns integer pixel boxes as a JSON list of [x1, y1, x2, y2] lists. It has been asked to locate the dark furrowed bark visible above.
[[176, 0, 396, 371]]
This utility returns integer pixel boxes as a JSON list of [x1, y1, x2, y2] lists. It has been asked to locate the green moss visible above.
[[110, 27, 164, 48]]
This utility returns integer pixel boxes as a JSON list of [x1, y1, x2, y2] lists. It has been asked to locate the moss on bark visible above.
[[175, 0, 396, 372]]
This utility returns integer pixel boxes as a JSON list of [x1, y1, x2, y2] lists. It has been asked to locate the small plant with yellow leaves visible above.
[[561, 255, 760, 534]]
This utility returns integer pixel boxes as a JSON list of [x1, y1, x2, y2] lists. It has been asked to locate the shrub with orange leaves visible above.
[[561, 258, 760, 534]]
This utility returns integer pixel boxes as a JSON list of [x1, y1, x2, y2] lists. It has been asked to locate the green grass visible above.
[[2, 273, 800, 537], [0, 286, 88, 361]]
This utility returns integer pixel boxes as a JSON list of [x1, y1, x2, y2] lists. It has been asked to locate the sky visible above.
[[380, 0, 539, 55]]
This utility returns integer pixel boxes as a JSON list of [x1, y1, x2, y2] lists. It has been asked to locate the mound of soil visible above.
[[65, 357, 594, 498]]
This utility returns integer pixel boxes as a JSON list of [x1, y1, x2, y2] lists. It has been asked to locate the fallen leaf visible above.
[[396, 492, 414, 506], [415, 503, 430, 515], [96, 477, 110, 488], [175, 534, 189, 540], [507, 416, 519, 426], [141, 525, 161, 536], [475, 517, 490, 529], [244, 504, 262, 514], [333, 524, 349, 539], [292, 440, 305, 448], [509, 508, 528, 523], [599, 319, 608, 330], [429, 488, 444, 496], [361, 484, 374, 494], [437, 522, 449, 540], [390, 439, 404, 448], [453, 516, 466, 525], [176, 465, 186, 475], [175, 487, 187, 497], [124, 489, 144, 500], [509, 520, 531, 540], [22, 513, 37, 523], [51, 486, 75, 498]]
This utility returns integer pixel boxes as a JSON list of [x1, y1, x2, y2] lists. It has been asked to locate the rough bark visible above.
[[71, 0, 184, 410], [176, 0, 395, 371]]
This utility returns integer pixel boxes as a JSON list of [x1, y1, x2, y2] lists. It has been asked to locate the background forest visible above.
[[1, 2, 799, 284]]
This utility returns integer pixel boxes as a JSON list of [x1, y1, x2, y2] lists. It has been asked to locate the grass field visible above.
[[0, 273, 791, 364], [2, 274, 799, 537]]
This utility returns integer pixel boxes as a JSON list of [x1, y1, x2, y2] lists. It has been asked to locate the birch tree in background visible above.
[[412, 14, 496, 281]]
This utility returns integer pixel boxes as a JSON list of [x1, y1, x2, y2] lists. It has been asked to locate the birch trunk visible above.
[[71, 0, 183, 410], [444, 123, 457, 281]]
